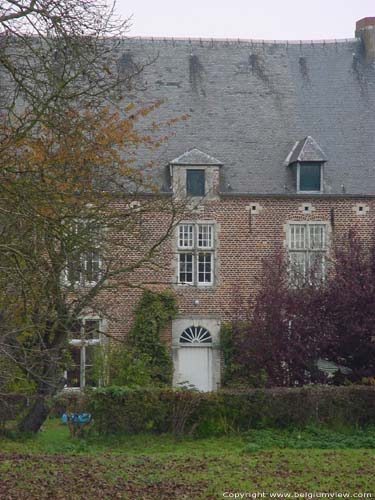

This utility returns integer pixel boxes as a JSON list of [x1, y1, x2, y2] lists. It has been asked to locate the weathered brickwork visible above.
[[100, 195, 375, 346]]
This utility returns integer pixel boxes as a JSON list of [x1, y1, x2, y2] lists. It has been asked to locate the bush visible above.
[[93, 344, 154, 388], [86, 386, 170, 434], [56, 385, 375, 437], [0, 394, 29, 434]]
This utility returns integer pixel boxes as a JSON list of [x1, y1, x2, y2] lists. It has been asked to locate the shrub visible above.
[[93, 344, 153, 388], [56, 385, 375, 437], [0, 394, 29, 434], [86, 386, 170, 434]]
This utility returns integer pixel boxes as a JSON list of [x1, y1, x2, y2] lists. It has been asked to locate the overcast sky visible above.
[[114, 0, 374, 40]]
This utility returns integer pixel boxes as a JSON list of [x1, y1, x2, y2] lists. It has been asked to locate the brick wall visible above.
[[98, 195, 375, 344]]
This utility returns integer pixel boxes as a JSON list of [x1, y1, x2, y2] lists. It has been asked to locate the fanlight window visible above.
[[180, 326, 212, 344]]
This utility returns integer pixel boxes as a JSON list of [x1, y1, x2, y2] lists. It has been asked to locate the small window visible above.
[[178, 253, 194, 284], [65, 220, 102, 286], [187, 169, 205, 197], [67, 250, 101, 285], [198, 224, 213, 248], [177, 223, 215, 286], [197, 252, 213, 284], [288, 223, 327, 286], [180, 326, 212, 344], [299, 163, 321, 192], [178, 224, 194, 248]]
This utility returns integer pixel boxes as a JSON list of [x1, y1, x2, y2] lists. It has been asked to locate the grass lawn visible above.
[[1, 421, 375, 499]]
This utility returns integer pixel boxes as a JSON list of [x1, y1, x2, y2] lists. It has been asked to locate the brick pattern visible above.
[[99, 196, 375, 344]]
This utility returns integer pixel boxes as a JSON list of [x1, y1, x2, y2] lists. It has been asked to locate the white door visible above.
[[178, 346, 213, 391]]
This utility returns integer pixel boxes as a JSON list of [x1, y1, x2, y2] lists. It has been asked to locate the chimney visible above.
[[356, 17, 375, 63]]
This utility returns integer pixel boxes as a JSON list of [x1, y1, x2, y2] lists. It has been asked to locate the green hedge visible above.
[[53, 385, 375, 436]]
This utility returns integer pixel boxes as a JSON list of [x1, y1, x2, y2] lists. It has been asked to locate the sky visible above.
[[114, 0, 374, 40]]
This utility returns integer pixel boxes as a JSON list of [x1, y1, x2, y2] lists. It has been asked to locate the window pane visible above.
[[309, 252, 325, 282], [179, 253, 193, 283], [289, 225, 306, 250], [67, 255, 82, 283], [198, 224, 213, 248], [186, 170, 205, 196], [178, 224, 193, 248], [288, 223, 327, 287], [300, 164, 321, 192], [84, 250, 101, 283], [309, 225, 326, 250], [84, 320, 100, 339], [66, 347, 81, 388], [289, 252, 306, 286], [70, 320, 82, 338], [84, 345, 98, 387], [198, 252, 213, 284]]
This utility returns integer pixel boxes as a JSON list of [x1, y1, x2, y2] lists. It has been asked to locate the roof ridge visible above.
[[126, 36, 357, 45]]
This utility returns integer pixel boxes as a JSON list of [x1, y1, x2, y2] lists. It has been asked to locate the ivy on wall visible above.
[[127, 290, 178, 386]]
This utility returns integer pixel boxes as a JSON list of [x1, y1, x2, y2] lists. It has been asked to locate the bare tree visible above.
[[0, 0, 142, 153]]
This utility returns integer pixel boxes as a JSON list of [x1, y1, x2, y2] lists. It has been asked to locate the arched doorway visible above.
[[177, 326, 213, 391]]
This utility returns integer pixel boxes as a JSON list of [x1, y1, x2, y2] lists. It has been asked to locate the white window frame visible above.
[[297, 162, 323, 194], [287, 222, 328, 285], [64, 317, 103, 390], [65, 252, 103, 287], [196, 252, 214, 285], [177, 252, 194, 285], [177, 222, 215, 286], [178, 224, 194, 249], [197, 224, 214, 249]]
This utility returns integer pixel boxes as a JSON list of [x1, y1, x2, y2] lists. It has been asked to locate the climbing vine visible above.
[[127, 290, 178, 386]]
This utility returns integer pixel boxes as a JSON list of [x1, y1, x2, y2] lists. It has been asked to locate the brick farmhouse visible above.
[[68, 18, 375, 391]]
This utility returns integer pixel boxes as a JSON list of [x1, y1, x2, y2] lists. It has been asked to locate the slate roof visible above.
[[116, 36, 375, 195], [284, 136, 328, 166]]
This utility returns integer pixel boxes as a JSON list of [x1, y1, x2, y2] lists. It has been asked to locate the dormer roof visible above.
[[284, 136, 328, 166], [170, 148, 223, 166]]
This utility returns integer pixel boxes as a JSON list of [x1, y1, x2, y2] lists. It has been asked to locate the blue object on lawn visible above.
[[78, 413, 92, 424], [61, 412, 92, 425]]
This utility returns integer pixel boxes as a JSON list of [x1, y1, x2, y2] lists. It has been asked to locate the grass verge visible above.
[[1, 420, 375, 499]]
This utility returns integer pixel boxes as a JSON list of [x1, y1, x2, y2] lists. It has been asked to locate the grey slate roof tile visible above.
[[116, 37, 375, 195], [170, 148, 222, 165]]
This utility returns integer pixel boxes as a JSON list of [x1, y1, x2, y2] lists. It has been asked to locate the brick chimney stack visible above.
[[356, 17, 375, 63]]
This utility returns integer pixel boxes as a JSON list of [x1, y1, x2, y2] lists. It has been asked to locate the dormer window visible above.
[[169, 148, 222, 200], [298, 163, 322, 193], [187, 169, 205, 196], [284, 136, 327, 195]]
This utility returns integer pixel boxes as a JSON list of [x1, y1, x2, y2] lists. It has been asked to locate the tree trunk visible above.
[[19, 397, 50, 432], [19, 396, 50, 433]]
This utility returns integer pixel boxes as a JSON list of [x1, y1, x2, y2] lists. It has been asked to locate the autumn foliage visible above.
[[0, 101, 183, 432]]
